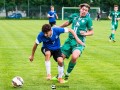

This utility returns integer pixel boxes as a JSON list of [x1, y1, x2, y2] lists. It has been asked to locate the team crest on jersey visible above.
[[81, 19, 85, 23]]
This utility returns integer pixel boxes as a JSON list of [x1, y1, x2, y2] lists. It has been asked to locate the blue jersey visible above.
[[48, 11, 57, 22], [36, 27, 66, 50]]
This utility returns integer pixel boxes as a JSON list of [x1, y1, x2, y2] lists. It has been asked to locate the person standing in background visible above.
[[108, 5, 120, 42], [96, 12, 101, 21], [47, 5, 58, 27]]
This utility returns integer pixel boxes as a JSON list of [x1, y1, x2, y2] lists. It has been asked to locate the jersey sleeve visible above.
[[64, 28, 69, 32], [109, 12, 112, 17], [68, 13, 78, 23], [118, 12, 120, 17], [35, 32, 43, 44], [48, 11, 50, 15], [52, 27, 66, 34], [87, 18, 93, 30]]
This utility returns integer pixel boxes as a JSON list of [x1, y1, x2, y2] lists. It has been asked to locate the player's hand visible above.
[[80, 31, 86, 36], [79, 41, 85, 46], [76, 39, 85, 46], [82, 42, 85, 46], [116, 18, 120, 20], [29, 55, 34, 62]]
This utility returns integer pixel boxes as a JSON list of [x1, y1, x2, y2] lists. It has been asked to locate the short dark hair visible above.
[[42, 24, 51, 33], [114, 5, 118, 7], [79, 3, 90, 10]]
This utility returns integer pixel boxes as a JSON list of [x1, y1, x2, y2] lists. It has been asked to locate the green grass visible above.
[[0, 20, 120, 90]]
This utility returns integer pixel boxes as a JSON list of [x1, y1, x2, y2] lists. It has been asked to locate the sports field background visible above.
[[0, 20, 120, 90]]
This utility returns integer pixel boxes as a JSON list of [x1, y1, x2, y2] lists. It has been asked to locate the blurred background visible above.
[[0, 0, 119, 20]]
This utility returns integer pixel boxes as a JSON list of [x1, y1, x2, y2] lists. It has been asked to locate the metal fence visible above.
[[0, 5, 62, 19], [0, 5, 107, 20]]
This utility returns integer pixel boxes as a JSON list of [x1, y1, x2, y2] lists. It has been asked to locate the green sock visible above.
[[67, 61, 76, 74], [111, 33, 115, 40], [110, 34, 112, 37]]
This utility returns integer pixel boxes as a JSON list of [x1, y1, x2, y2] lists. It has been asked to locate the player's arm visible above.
[[108, 12, 112, 20], [47, 14, 54, 18], [59, 21, 71, 27], [64, 28, 85, 46], [60, 13, 75, 27], [29, 42, 38, 62], [116, 18, 120, 20], [56, 13, 58, 19], [116, 13, 120, 20], [80, 30, 94, 36], [108, 16, 112, 20]]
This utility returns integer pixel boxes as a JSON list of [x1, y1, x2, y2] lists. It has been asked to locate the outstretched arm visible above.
[[116, 18, 120, 20], [80, 30, 94, 36], [56, 14, 58, 19], [29, 43, 38, 62], [68, 28, 85, 46], [60, 21, 71, 27], [108, 16, 112, 20]]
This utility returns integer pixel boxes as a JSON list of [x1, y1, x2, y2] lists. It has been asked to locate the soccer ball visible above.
[[51, 84, 56, 89], [12, 76, 24, 87]]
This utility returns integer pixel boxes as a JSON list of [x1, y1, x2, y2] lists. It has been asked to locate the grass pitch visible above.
[[0, 20, 120, 90]]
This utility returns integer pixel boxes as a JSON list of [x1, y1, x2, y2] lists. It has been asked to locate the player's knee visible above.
[[45, 51, 51, 56], [72, 53, 79, 59], [57, 58, 63, 66], [57, 61, 63, 66], [71, 59, 77, 63], [62, 54, 66, 59]]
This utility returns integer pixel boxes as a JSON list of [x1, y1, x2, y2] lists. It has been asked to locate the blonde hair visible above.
[[50, 5, 54, 8]]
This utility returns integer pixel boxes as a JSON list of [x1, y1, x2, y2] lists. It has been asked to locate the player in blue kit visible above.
[[47, 5, 58, 27], [29, 24, 85, 83]]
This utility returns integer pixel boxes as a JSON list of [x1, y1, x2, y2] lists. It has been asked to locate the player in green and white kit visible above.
[[108, 5, 120, 42], [60, 3, 94, 80]]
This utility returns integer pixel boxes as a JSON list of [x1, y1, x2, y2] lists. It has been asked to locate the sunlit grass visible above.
[[0, 20, 120, 90]]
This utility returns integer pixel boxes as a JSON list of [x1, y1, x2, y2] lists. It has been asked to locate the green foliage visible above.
[[2, 0, 120, 19], [1, 0, 120, 7], [0, 0, 4, 7]]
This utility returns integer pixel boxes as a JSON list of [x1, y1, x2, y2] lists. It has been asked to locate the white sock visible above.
[[45, 60, 51, 75], [58, 65, 64, 78]]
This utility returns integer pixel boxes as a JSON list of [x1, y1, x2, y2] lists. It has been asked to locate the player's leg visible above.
[[50, 21, 56, 27], [49, 22, 52, 27], [57, 57, 65, 83], [64, 44, 85, 80], [112, 24, 118, 42], [51, 39, 71, 81], [52, 21, 56, 27], [111, 30, 116, 41], [109, 24, 116, 42], [53, 49, 66, 83], [41, 47, 51, 80], [45, 51, 52, 80], [65, 49, 81, 80]]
